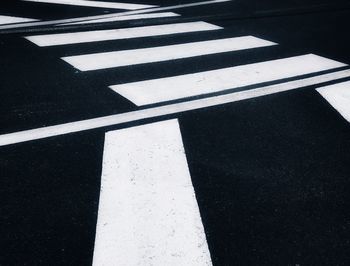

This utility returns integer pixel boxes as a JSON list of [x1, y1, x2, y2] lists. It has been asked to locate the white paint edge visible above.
[[0, 69, 349, 147], [25, 22, 222, 46], [62, 36, 276, 71], [22, 0, 156, 10], [93, 119, 212, 266], [0, 15, 38, 25], [316, 80, 350, 123], [110, 54, 346, 106]]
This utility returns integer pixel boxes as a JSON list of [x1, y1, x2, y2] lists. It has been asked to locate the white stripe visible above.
[[22, 0, 156, 10], [317, 81, 350, 123], [110, 54, 347, 106], [59, 12, 180, 26], [0, 15, 38, 25], [93, 119, 212, 266], [0, 69, 349, 147], [25, 22, 221, 47], [0, 0, 231, 30], [63, 36, 276, 71]]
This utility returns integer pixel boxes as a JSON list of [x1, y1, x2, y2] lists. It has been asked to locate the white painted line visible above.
[[59, 12, 180, 26], [25, 22, 222, 47], [22, 0, 156, 10], [63, 36, 276, 71], [0, 15, 38, 25], [0, 0, 231, 30], [93, 119, 212, 266], [0, 69, 349, 147], [110, 54, 347, 106], [317, 80, 350, 123]]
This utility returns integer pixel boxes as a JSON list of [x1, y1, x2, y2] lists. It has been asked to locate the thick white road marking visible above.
[[93, 119, 212, 266], [0, 15, 38, 25], [59, 12, 180, 26], [22, 0, 156, 10], [62, 36, 276, 71], [25, 22, 221, 47], [0, 69, 349, 147], [0, 0, 231, 30], [317, 80, 350, 123], [111, 54, 346, 106]]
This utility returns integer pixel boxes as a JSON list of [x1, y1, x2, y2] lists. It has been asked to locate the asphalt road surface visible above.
[[1, 0, 350, 265]]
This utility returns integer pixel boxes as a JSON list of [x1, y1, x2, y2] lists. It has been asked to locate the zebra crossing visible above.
[[1, 1, 350, 265], [14, 10, 350, 139], [21, 6, 350, 111], [0, 0, 231, 30], [2, 68, 350, 147]]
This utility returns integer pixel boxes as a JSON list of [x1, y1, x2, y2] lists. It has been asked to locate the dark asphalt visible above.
[[0, 1, 350, 265]]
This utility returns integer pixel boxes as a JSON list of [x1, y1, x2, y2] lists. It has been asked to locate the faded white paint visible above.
[[110, 54, 346, 105], [0, 15, 38, 25], [25, 22, 222, 46], [22, 0, 156, 10], [59, 12, 180, 26], [93, 119, 212, 266], [62, 36, 276, 71], [0, 69, 349, 147], [317, 80, 350, 123]]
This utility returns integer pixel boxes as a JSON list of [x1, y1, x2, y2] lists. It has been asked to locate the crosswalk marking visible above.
[[62, 36, 276, 71], [4, 1, 349, 265], [317, 81, 350, 123], [93, 119, 212, 266], [0, 15, 38, 25], [22, 0, 156, 10], [110, 54, 346, 106], [25, 22, 222, 46], [59, 12, 180, 26], [0, 0, 230, 30], [1, 69, 349, 147]]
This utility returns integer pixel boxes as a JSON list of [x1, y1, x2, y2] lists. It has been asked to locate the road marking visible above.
[[59, 12, 180, 26], [22, 0, 156, 10], [62, 36, 276, 71], [0, 15, 38, 25], [93, 119, 212, 266], [0, 69, 349, 147], [25, 22, 221, 46], [0, 0, 231, 30], [110, 54, 346, 106], [317, 80, 350, 123]]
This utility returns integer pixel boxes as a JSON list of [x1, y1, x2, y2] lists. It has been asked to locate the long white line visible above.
[[93, 119, 212, 266], [25, 22, 222, 46], [0, 0, 231, 30], [0, 69, 349, 147], [317, 80, 350, 123], [110, 54, 346, 106], [22, 0, 156, 10], [0, 15, 38, 25], [62, 36, 276, 71], [59, 12, 180, 26]]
